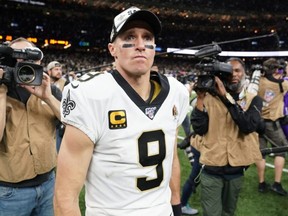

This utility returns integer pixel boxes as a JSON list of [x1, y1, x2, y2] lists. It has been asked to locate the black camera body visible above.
[[1, 62, 43, 86], [0, 44, 44, 86], [250, 64, 263, 71], [177, 73, 195, 84], [194, 45, 232, 94]]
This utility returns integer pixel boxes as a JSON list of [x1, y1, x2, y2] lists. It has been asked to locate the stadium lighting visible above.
[[64, 44, 71, 49]]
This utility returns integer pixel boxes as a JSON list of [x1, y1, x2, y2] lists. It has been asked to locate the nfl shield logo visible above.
[[145, 107, 157, 119], [264, 89, 275, 103]]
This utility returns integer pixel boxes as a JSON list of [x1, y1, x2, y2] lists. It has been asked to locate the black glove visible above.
[[280, 115, 288, 126], [256, 118, 266, 135], [172, 204, 182, 216], [177, 131, 195, 149]]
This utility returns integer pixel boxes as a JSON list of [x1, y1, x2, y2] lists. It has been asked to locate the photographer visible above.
[[191, 57, 263, 216], [0, 37, 61, 215], [256, 58, 288, 196]]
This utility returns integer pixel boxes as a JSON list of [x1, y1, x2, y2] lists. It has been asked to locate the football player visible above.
[[54, 6, 189, 216]]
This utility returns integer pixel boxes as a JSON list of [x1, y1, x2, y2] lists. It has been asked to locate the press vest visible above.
[[192, 93, 262, 167], [258, 77, 288, 121], [0, 95, 57, 182]]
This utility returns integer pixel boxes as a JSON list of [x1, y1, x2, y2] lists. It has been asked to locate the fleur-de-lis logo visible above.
[[62, 90, 76, 117]]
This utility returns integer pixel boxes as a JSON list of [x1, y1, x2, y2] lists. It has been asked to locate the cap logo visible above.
[[110, 6, 161, 42], [110, 7, 140, 42], [114, 7, 140, 30]]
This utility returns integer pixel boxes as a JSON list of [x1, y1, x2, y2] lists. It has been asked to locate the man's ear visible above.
[[108, 43, 116, 57]]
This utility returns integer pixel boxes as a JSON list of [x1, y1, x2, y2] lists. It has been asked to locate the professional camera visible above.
[[249, 64, 263, 77], [0, 43, 44, 86], [177, 72, 196, 84], [193, 44, 232, 94], [246, 64, 262, 95], [250, 64, 263, 72]]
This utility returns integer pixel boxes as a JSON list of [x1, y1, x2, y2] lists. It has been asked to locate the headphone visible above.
[[263, 58, 280, 76]]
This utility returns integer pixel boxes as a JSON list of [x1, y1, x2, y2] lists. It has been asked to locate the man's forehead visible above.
[[10, 41, 33, 49], [230, 61, 243, 68]]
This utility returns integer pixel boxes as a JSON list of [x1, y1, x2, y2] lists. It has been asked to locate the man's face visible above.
[[108, 20, 156, 77], [49, 66, 62, 79], [227, 60, 245, 92]]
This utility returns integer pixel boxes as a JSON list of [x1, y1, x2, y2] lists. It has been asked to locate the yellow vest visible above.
[[192, 93, 262, 167], [0, 95, 57, 182]]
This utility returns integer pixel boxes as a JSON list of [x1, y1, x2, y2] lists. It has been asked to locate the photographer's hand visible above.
[[215, 76, 236, 106], [20, 73, 61, 120], [20, 73, 52, 99], [0, 68, 7, 93], [214, 76, 227, 97], [0, 68, 7, 140], [195, 89, 206, 112]]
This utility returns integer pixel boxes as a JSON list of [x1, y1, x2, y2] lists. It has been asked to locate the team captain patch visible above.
[[109, 110, 127, 129]]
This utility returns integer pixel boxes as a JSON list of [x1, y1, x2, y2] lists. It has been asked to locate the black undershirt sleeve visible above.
[[191, 107, 209, 136], [224, 95, 263, 134], [191, 95, 263, 135]]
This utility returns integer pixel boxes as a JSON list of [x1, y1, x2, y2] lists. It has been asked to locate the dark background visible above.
[[1, 0, 287, 72]]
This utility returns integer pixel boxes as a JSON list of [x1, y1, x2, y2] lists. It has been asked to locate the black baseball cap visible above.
[[110, 6, 162, 42]]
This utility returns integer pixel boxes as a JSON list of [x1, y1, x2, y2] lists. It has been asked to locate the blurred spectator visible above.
[[47, 61, 69, 89], [47, 60, 69, 152]]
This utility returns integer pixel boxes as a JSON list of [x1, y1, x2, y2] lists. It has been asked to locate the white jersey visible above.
[[61, 71, 189, 216]]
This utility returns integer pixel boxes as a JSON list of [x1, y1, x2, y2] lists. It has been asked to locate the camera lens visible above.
[[17, 65, 35, 83]]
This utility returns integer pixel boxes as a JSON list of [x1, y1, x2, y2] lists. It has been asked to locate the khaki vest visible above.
[[192, 93, 262, 167], [54, 78, 66, 91], [0, 95, 57, 182], [258, 77, 288, 121]]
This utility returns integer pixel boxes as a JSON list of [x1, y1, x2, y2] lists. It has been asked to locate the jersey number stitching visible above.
[[137, 130, 166, 191]]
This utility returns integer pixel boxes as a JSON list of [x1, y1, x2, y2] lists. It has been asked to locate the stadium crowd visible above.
[[40, 50, 197, 78], [1, 0, 287, 51], [40, 49, 277, 84]]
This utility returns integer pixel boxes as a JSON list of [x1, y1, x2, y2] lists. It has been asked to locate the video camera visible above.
[[177, 72, 195, 84], [245, 64, 263, 95], [250, 64, 263, 72], [193, 44, 232, 94], [0, 43, 44, 86]]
